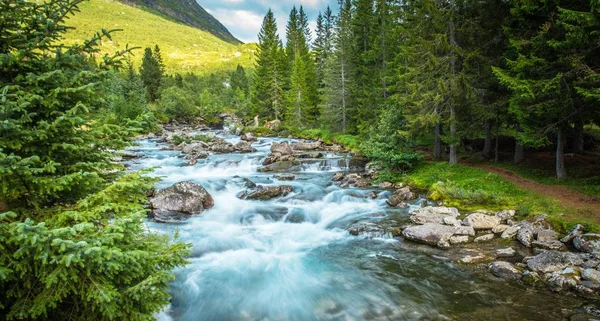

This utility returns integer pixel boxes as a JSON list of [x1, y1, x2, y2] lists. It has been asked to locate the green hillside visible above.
[[62, 0, 255, 73]]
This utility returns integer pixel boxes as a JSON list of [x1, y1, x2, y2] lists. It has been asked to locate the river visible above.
[[126, 131, 586, 321]]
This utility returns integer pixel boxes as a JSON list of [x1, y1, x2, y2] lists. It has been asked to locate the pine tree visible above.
[[230, 64, 249, 95], [140, 47, 163, 102], [314, 7, 336, 90], [0, 1, 188, 319], [251, 9, 286, 120], [153, 44, 166, 74]]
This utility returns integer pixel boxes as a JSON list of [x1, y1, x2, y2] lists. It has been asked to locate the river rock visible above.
[[365, 162, 382, 177], [474, 234, 495, 243], [271, 142, 293, 155], [292, 141, 322, 151], [402, 223, 457, 248], [582, 269, 600, 283], [492, 224, 509, 234], [517, 223, 534, 247], [495, 247, 516, 258], [355, 180, 372, 188], [295, 152, 324, 159], [501, 225, 521, 239], [574, 234, 600, 254], [243, 185, 294, 200], [443, 216, 461, 227], [489, 261, 522, 280], [182, 142, 206, 154], [463, 213, 501, 230], [348, 222, 389, 238], [450, 235, 469, 245], [258, 160, 301, 172], [457, 249, 489, 264], [379, 182, 394, 189], [454, 226, 476, 236], [332, 173, 345, 181], [495, 210, 516, 223], [274, 174, 295, 181], [537, 229, 559, 241], [547, 271, 579, 292], [410, 206, 459, 217], [561, 224, 585, 243], [527, 251, 584, 273], [532, 240, 568, 251], [210, 142, 235, 153], [386, 187, 415, 206], [410, 209, 458, 225], [150, 181, 214, 215], [234, 141, 255, 153], [349, 154, 369, 171], [241, 133, 255, 141]]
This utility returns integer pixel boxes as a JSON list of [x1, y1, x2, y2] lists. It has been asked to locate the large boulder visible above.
[[489, 261, 522, 280], [517, 223, 534, 247], [242, 185, 294, 200], [271, 142, 293, 155], [258, 160, 301, 173], [463, 213, 501, 230], [526, 251, 584, 273], [409, 206, 459, 225], [386, 187, 416, 207], [234, 141, 256, 153], [561, 224, 585, 243], [574, 234, 600, 254], [292, 141, 322, 151], [210, 142, 235, 153], [150, 181, 214, 216], [402, 223, 457, 248]]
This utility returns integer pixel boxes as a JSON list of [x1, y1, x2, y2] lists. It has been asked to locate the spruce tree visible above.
[[140, 47, 162, 102]]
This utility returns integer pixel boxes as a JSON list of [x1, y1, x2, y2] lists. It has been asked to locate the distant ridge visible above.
[[121, 0, 241, 44]]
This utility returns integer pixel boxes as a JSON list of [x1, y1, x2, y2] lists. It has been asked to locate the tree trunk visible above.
[[514, 141, 525, 164], [447, 0, 457, 165], [574, 119, 584, 154], [483, 120, 492, 159], [494, 133, 499, 163], [556, 128, 567, 179], [434, 123, 442, 160]]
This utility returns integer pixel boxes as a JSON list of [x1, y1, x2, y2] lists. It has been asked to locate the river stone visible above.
[[292, 141, 322, 151], [150, 181, 214, 215], [501, 225, 521, 239], [489, 261, 522, 280], [402, 223, 457, 248], [379, 182, 394, 189], [495, 210, 516, 223], [547, 271, 579, 292], [244, 185, 293, 200], [450, 235, 469, 244], [492, 224, 509, 234], [537, 229, 559, 242], [258, 160, 301, 172], [210, 143, 235, 153], [517, 223, 534, 247], [332, 173, 344, 181], [463, 213, 501, 230], [561, 224, 585, 243], [574, 234, 600, 254], [454, 226, 476, 236], [410, 206, 459, 217], [234, 141, 255, 153], [355, 180, 372, 188], [387, 187, 415, 206], [527, 251, 584, 273], [271, 142, 293, 155], [240, 132, 254, 141], [182, 142, 206, 154], [532, 240, 567, 251], [474, 234, 495, 243], [582, 269, 600, 283], [443, 216, 461, 227], [274, 174, 295, 181], [457, 249, 489, 264], [495, 247, 516, 258]]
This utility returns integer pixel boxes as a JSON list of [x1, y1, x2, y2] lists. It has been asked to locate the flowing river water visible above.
[[126, 132, 588, 321]]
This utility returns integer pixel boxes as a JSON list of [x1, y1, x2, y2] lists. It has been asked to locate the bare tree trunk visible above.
[[341, 60, 347, 133], [447, 0, 457, 165], [434, 123, 442, 160], [556, 128, 567, 179], [483, 120, 492, 159], [514, 141, 525, 164], [494, 134, 499, 163], [574, 119, 584, 154]]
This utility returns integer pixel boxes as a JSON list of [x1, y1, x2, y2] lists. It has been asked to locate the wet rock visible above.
[[517, 223, 534, 247], [532, 240, 568, 251], [322, 144, 344, 152], [386, 187, 415, 206], [450, 235, 469, 245], [454, 226, 476, 236], [410, 206, 459, 217], [463, 213, 501, 230], [537, 229, 559, 241], [561, 224, 585, 243], [366, 191, 379, 199], [258, 160, 301, 173], [210, 142, 235, 153], [232, 176, 257, 189], [284, 209, 308, 223], [244, 185, 294, 200], [457, 249, 489, 264], [582, 269, 600, 283], [522, 270, 542, 284], [274, 174, 295, 181], [489, 261, 522, 280], [241, 132, 255, 141], [349, 222, 389, 238], [492, 224, 509, 234], [292, 141, 322, 151], [150, 181, 214, 216], [495, 210, 516, 223], [402, 223, 458, 248], [527, 251, 584, 273], [547, 271, 579, 292], [495, 247, 517, 258], [501, 225, 521, 239], [574, 234, 600, 254], [234, 141, 256, 153], [332, 173, 345, 181], [474, 234, 495, 243], [443, 216, 461, 227], [295, 152, 324, 159], [348, 154, 369, 171], [355, 180, 372, 188], [379, 182, 394, 189], [271, 142, 293, 155]]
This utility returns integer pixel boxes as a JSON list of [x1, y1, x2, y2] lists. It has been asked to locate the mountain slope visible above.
[[121, 0, 241, 44], [62, 0, 255, 73]]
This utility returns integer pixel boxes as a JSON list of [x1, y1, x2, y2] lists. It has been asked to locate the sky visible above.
[[199, 0, 338, 44]]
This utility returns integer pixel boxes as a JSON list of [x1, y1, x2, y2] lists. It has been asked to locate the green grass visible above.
[[384, 162, 599, 232], [295, 128, 361, 152], [62, 0, 256, 73]]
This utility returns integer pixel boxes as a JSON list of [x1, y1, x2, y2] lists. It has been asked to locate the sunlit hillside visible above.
[[62, 0, 256, 73]]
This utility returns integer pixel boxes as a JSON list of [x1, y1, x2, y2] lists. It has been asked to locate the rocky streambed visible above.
[[123, 125, 600, 321]]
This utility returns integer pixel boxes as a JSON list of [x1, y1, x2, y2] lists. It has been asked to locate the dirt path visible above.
[[467, 163, 600, 219]]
